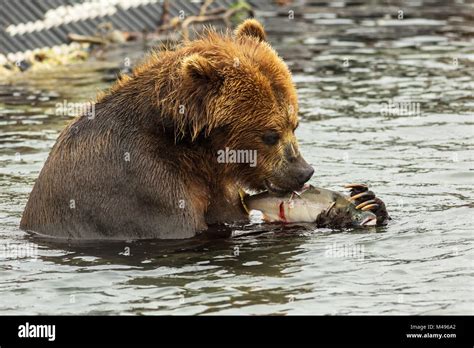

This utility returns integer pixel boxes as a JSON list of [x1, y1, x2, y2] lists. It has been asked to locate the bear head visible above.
[[163, 19, 314, 194]]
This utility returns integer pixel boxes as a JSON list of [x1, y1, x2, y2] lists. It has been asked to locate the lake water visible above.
[[0, 2, 473, 315]]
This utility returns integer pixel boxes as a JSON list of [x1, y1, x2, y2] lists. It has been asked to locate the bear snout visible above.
[[265, 156, 314, 194], [289, 155, 314, 187], [295, 160, 314, 186]]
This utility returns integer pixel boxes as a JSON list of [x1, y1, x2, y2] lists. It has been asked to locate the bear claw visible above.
[[355, 199, 376, 210], [344, 183, 368, 190], [361, 203, 379, 211], [348, 191, 372, 201]]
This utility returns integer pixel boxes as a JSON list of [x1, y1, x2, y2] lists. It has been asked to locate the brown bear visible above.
[[20, 19, 314, 240]]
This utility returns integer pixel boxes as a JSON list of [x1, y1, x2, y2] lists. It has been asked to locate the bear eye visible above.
[[262, 130, 280, 145]]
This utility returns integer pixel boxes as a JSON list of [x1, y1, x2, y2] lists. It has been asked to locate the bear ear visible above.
[[181, 54, 220, 82], [235, 19, 267, 42]]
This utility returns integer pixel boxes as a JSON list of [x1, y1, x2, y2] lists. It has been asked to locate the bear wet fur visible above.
[[20, 19, 314, 239]]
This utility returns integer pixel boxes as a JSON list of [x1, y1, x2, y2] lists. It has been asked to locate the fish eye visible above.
[[262, 130, 280, 146]]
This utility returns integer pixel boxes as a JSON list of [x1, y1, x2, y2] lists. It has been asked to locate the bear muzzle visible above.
[[265, 155, 314, 195]]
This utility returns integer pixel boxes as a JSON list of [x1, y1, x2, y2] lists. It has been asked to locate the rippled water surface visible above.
[[0, 2, 473, 315]]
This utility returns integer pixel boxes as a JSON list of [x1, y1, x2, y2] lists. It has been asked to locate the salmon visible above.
[[243, 184, 378, 228]]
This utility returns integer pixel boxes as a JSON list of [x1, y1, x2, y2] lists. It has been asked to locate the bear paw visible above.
[[344, 183, 391, 226]]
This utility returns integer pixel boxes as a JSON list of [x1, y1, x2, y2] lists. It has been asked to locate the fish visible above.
[[242, 184, 378, 228]]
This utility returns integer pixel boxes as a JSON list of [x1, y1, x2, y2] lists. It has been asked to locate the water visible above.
[[0, 2, 473, 315]]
